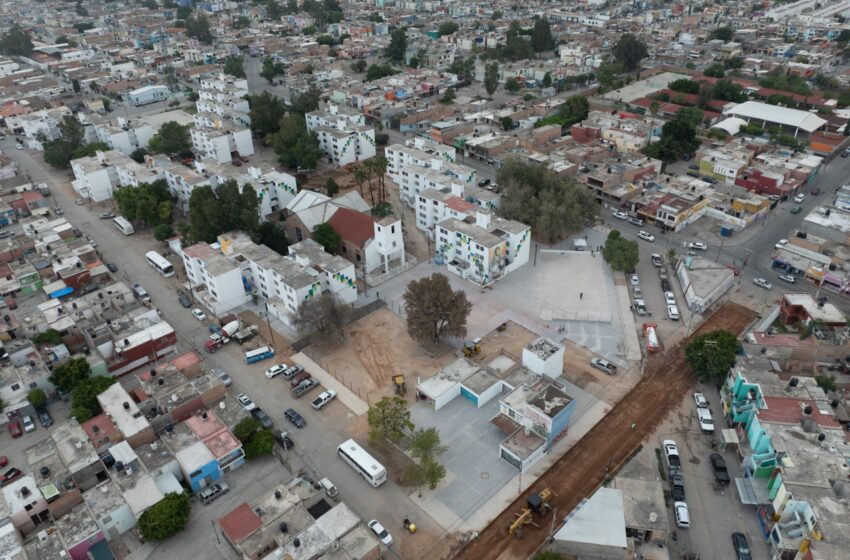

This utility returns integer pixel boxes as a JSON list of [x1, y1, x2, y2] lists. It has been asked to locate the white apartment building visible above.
[[180, 242, 252, 316], [191, 118, 254, 164], [305, 104, 376, 167], [243, 166, 299, 217], [92, 117, 154, 156], [196, 75, 251, 128], [384, 139, 475, 207], [70, 149, 128, 202], [13, 107, 73, 150]]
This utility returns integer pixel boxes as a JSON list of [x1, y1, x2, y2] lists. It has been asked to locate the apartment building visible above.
[[305, 103, 376, 167], [385, 138, 475, 208], [91, 116, 153, 156], [191, 118, 254, 164], [70, 149, 128, 202]]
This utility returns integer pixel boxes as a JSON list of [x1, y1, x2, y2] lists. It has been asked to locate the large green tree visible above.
[[685, 330, 738, 381], [247, 92, 287, 137], [496, 157, 596, 242], [256, 221, 289, 254], [313, 223, 341, 254], [260, 57, 286, 82], [644, 107, 702, 163], [0, 25, 34, 56], [385, 27, 407, 63], [438, 22, 459, 36], [223, 56, 245, 78], [484, 63, 499, 97], [368, 396, 414, 443], [403, 273, 472, 345], [48, 357, 91, 393], [185, 14, 213, 44], [291, 293, 349, 343], [138, 493, 191, 541], [612, 34, 647, 72], [270, 114, 323, 171], [148, 121, 191, 155], [28, 389, 47, 408], [602, 230, 639, 272], [71, 376, 118, 422], [711, 26, 734, 42], [187, 181, 260, 243], [405, 427, 448, 496], [114, 179, 174, 226], [43, 115, 87, 169], [530, 17, 555, 53]]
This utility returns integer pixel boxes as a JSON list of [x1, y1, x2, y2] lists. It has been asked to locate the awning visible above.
[[721, 428, 739, 446], [49, 286, 74, 298], [735, 476, 772, 505]]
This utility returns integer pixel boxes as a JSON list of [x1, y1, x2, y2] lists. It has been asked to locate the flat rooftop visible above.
[[679, 257, 735, 298], [528, 384, 574, 419], [609, 477, 669, 533]]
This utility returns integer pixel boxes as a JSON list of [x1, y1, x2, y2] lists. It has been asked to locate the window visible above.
[[391, 225, 396, 233], [295, 227, 303, 241]]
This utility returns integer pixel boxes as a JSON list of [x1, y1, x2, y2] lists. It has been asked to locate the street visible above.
[[2, 135, 441, 560]]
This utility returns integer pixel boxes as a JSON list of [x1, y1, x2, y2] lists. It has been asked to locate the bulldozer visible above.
[[393, 374, 406, 395], [463, 338, 482, 357]]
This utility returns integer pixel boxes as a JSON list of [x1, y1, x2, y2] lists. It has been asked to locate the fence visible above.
[[289, 299, 387, 352], [363, 255, 418, 286], [301, 346, 375, 407]]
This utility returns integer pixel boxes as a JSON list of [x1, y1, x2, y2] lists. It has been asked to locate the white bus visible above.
[[112, 216, 135, 235], [145, 251, 175, 278], [337, 439, 387, 487]]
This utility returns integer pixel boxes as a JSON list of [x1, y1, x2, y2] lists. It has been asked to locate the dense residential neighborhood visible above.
[[2, 1, 850, 559]]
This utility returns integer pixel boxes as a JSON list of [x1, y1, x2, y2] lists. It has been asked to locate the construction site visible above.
[[447, 301, 758, 560]]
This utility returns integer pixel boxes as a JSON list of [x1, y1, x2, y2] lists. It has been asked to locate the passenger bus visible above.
[[337, 439, 387, 487], [145, 251, 174, 278], [112, 216, 135, 235]]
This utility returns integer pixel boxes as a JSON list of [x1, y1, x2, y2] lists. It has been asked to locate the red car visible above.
[[0, 467, 22, 486], [0, 457, 7, 467], [8, 421, 21, 438]]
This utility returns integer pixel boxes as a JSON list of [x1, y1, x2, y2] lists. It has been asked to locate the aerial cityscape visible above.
[[1, 0, 850, 559]]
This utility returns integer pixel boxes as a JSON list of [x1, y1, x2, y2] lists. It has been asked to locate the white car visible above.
[[651, 253, 663, 267], [697, 407, 715, 433], [191, 308, 207, 321], [15, 143, 23, 150], [613, 210, 628, 220], [368, 520, 393, 546], [630, 274, 640, 286], [753, 277, 772, 290], [793, 193, 805, 203], [236, 393, 257, 411], [664, 291, 676, 305], [779, 274, 796, 284], [667, 305, 680, 321], [265, 363, 287, 379], [774, 239, 787, 250], [693, 392, 708, 408], [688, 242, 708, 251], [311, 389, 337, 410], [674, 501, 690, 529], [22, 415, 36, 433], [638, 230, 655, 242]]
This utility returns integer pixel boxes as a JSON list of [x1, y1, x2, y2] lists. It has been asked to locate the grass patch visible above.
[[655, 447, 667, 482]]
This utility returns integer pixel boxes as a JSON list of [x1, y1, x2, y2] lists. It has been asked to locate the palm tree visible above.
[[649, 100, 660, 119], [372, 156, 388, 204], [362, 160, 376, 206], [353, 167, 367, 199]]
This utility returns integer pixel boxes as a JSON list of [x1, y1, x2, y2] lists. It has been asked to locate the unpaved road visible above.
[[451, 302, 757, 560]]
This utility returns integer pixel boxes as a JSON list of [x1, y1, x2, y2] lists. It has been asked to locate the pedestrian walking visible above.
[[580, 292, 583, 299]]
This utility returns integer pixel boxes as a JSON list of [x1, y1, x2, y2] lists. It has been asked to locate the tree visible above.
[[350, 59, 367, 73], [505, 77, 521, 92], [405, 427, 448, 495], [28, 389, 47, 408], [684, 330, 738, 381], [534, 95, 589, 131], [260, 57, 285, 82], [0, 25, 34, 56], [612, 34, 647, 72], [223, 56, 245, 78], [325, 177, 339, 196], [290, 85, 321, 115], [72, 142, 111, 160], [386, 27, 407, 63], [815, 374, 837, 393], [154, 224, 175, 241], [43, 115, 87, 169], [291, 293, 349, 341], [669, 79, 700, 94], [409, 427, 447, 462], [71, 376, 118, 421], [270, 114, 323, 171], [602, 230, 639, 272], [141, 0, 158, 8], [234, 15, 251, 29], [438, 22, 459, 36], [148, 121, 191, 155], [49, 357, 91, 393], [403, 273, 471, 345], [368, 396, 414, 443], [313, 223, 341, 254], [33, 329, 63, 345], [530, 17, 555, 53], [365, 63, 397, 82], [496, 157, 596, 242], [703, 63, 725, 78], [542, 72, 552, 88], [649, 100, 660, 118], [244, 430, 275, 459], [534, 552, 566, 560], [115, 179, 175, 226], [138, 493, 191, 541], [185, 14, 213, 44], [130, 147, 148, 163], [501, 116, 514, 131], [247, 92, 286, 137], [711, 26, 734, 42], [644, 107, 702, 163], [439, 87, 456, 104], [187, 181, 260, 243], [176, 5, 192, 19], [484, 63, 499, 97], [257, 222, 289, 255]]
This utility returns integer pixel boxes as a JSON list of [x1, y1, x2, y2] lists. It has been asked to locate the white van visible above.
[[674, 501, 690, 528], [319, 477, 338, 497]]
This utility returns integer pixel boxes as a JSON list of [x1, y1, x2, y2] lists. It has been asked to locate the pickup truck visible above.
[[710, 453, 730, 484], [311, 390, 337, 410]]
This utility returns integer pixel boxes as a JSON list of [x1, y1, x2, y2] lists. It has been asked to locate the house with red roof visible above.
[[326, 208, 406, 275]]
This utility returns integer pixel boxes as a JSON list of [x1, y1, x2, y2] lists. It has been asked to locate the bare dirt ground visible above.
[[450, 302, 758, 560], [563, 340, 639, 405], [308, 307, 455, 404]]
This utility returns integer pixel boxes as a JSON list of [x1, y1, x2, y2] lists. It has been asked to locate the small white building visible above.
[[305, 104, 376, 167], [676, 256, 736, 314], [127, 85, 170, 107], [70, 150, 124, 202]]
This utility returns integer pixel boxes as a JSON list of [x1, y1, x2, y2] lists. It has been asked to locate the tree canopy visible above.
[[43, 115, 88, 169], [247, 92, 287, 137], [260, 57, 286, 82], [386, 28, 407, 63], [256, 221, 289, 255], [270, 114, 323, 171], [138, 493, 191, 541], [534, 94, 588, 129], [496, 157, 597, 242], [114, 179, 174, 227], [291, 293, 349, 342], [365, 63, 398, 82], [644, 107, 702, 163], [405, 427, 447, 496], [27, 389, 47, 408], [233, 417, 274, 459], [484, 63, 499, 97], [313, 223, 341, 254], [483, 21, 534, 61], [187, 180, 260, 243], [602, 230, 639, 272], [0, 25, 34, 56], [71, 376, 118, 422], [48, 357, 91, 393], [612, 34, 647, 72], [438, 22, 459, 36], [368, 396, 413, 443], [223, 56, 245, 78], [711, 26, 734, 42], [685, 330, 738, 381], [530, 17, 555, 53], [185, 14, 213, 44], [148, 121, 191, 155], [403, 273, 472, 345]]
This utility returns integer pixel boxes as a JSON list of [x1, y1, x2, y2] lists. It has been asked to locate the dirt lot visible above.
[[450, 302, 758, 560], [306, 307, 456, 403], [563, 339, 640, 406]]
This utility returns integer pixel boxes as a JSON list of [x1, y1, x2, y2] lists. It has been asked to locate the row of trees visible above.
[[114, 179, 175, 228], [534, 94, 589, 130], [48, 357, 118, 421], [186, 180, 260, 243]]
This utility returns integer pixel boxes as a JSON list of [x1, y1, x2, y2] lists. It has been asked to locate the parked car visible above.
[[843, 148, 850, 158], [628, 217, 645, 227], [632, 286, 642, 299], [36, 407, 53, 428], [629, 274, 640, 286], [54, 206, 63, 215], [811, 187, 820, 195], [774, 239, 787, 250], [693, 393, 708, 408], [633, 299, 648, 316], [292, 378, 319, 398], [637, 230, 655, 242], [199, 482, 230, 505], [284, 408, 305, 428], [793, 193, 805, 203], [106, 262, 118, 273], [7, 420, 21, 438], [790, 206, 801, 214], [753, 277, 772, 290], [276, 431, 295, 450], [612, 211, 628, 220], [779, 274, 796, 284], [21, 415, 35, 433], [0, 468, 23, 486], [688, 242, 708, 251], [710, 453, 731, 484], [590, 358, 617, 375], [663, 440, 681, 470], [15, 143, 23, 150], [731, 532, 752, 560], [664, 291, 676, 306], [0, 457, 6, 467], [368, 520, 393, 546], [265, 363, 288, 379], [75, 198, 85, 205], [251, 408, 274, 430], [650, 253, 663, 267], [311, 390, 337, 410], [191, 308, 207, 321], [478, 178, 491, 187], [99, 212, 115, 219], [670, 471, 685, 501], [667, 305, 680, 321], [697, 408, 715, 433], [673, 501, 690, 529], [211, 368, 232, 387], [290, 371, 311, 387], [177, 293, 191, 308], [282, 365, 305, 379], [236, 393, 257, 411]]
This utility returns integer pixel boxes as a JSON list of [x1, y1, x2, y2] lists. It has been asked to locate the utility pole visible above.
[[264, 302, 276, 350], [714, 236, 726, 263]]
